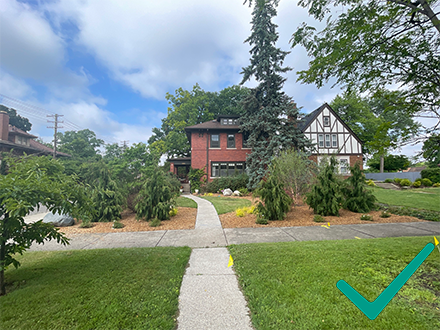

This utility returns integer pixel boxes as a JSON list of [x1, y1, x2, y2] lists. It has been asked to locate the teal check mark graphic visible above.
[[337, 243, 435, 320]]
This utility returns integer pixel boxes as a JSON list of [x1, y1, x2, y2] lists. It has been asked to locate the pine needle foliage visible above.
[[240, 0, 313, 189], [305, 157, 342, 216], [135, 168, 179, 221], [342, 162, 377, 213], [256, 176, 292, 221], [91, 164, 124, 222]]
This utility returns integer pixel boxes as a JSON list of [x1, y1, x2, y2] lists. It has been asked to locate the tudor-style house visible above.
[[168, 104, 363, 182]]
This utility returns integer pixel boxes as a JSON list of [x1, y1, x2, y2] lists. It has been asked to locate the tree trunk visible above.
[[380, 154, 385, 173]]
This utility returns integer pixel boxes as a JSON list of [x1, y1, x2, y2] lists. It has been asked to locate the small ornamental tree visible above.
[[342, 162, 377, 213], [0, 155, 91, 295], [91, 164, 124, 222], [188, 167, 206, 192], [135, 167, 179, 221], [305, 156, 342, 216], [256, 175, 292, 221]]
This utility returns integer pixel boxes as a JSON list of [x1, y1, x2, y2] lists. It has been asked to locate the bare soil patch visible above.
[[58, 207, 196, 235]]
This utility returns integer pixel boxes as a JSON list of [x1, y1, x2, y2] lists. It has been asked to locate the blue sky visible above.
[[0, 0, 431, 157]]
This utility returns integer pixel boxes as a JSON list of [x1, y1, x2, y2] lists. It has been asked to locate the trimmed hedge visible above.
[[203, 173, 249, 193], [421, 168, 440, 185]]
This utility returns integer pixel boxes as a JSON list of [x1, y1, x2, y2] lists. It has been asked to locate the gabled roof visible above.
[[8, 125, 38, 138]]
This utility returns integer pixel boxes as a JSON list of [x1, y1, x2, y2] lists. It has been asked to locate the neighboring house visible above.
[[168, 104, 363, 182], [0, 110, 70, 158]]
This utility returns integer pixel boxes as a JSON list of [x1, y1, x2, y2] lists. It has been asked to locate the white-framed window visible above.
[[332, 134, 337, 148], [211, 163, 219, 177], [211, 162, 246, 177], [325, 134, 331, 147], [221, 119, 227, 125], [210, 134, 220, 148], [323, 116, 330, 126], [318, 134, 324, 147], [339, 159, 349, 174], [227, 134, 235, 148]]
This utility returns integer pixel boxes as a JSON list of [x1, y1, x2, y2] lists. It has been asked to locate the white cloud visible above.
[[0, 71, 34, 99]]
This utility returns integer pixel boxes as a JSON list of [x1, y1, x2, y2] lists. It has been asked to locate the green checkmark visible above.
[[337, 242, 435, 320]]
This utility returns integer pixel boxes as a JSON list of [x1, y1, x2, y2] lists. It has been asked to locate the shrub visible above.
[[305, 157, 342, 216], [412, 181, 421, 188], [421, 178, 432, 187], [414, 178, 422, 183], [80, 217, 94, 228], [433, 182, 440, 187], [366, 179, 376, 187], [169, 207, 178, 217], [384, 178, 393, 183], [394, 178, 402, 184], [188, 167, 206, 191], [247, 205, 256, 214], [400, 179, 412, 186], [421, 168, 440, 184], [255, 176, 292, 221], [360, 214, 373, 221], [236, 208, 246, 217], [342, 163, 377, 213], [255, 215, 268, 225], [380, 211, 391, 218], [204, 173, 249, 193], [112, 221, 124, 229], [239, 187, 249, 196], [149, 218, 161, 227], [376, 203, 440, 221], [313, 214, 325, 222]]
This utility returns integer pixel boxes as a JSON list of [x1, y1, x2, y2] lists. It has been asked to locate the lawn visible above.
[[200, 196, 252, 214], [0, 247, 191, 330], [176, 196, 197, 208], [229, 236, 440, 329], [371, 187, 440, 212]]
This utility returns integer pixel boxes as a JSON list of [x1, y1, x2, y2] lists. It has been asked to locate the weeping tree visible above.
[[240, 0, 312, 189], [342, 162, 377, 213], [256, 175, 292, 221], [305, 156, 342, 216]]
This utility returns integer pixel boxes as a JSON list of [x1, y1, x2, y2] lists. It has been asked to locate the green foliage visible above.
[[135, 168, 179, 221], [0, 105, 32, 132], [149, 218, 161, 227], [255, 176, 292, 221], [380, 211, 391, 218], [255, 216, 268, 225], [400, 179, 412, 187], [79, 218, 94, 228], [291, 0, 440, 132], [188, 167, 206, 191], [434, 183, 440, 188], [204, 174, 249, 193], [0, 155, 91, 295], [270, 150, 317, 202], [376, 204, 440, 222], [236, 208, 246, 217], [148, 84, 250, 158], [366, 179, 376, 187], [112, 221, 124, 229], [367, 154, 411, 172], [342, 163, 377, 213], [413, 181, 422, 188], [360, 214, 373, 221], [384, 178, 393, 183], [305, 157, 342, 216], [394, 178, 402, 184], [169, 207, 178, 217], [422, 134, 440, 168], [240, 0, 312, 189], [313, 214, 325, 223], [421, 178, 433, 187], [421, 168, 440, 185], [239, 187, 249, 196], [57, 129, 104, 158]]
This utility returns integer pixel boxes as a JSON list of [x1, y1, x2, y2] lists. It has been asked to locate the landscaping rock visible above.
[[233, 190, 241, 196], [223, 188, 233, 196], [43, 213, 75, 227]]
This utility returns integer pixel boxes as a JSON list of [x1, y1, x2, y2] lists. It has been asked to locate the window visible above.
[[211, 163, 219, 177], [220, 118, 239, 125], [332, 134, 337, 148], [339, 159, 349, 174], [210, 134, 220, 148], [221, 119, 227, 125], [228, 119, 233, 125], [220, 163, 228, 177], [227, 134, 235, 148], [242, 131, 250, 148], [323, 116, 330, 126], [228, 163, 236, 176], [318, 134, 324, 148], [325, 134, 331, 147]]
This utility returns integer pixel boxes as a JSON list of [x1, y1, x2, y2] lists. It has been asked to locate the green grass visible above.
[[229, 237, 440, 329], [371, 187, 440, 212], [200, 196, 252, 214], [176, 196, 197, 208], [0, 247, 191, 330]]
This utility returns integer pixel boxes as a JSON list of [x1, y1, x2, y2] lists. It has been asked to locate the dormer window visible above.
[[220, 118, 239, 125], [16, 135, 28, 145]]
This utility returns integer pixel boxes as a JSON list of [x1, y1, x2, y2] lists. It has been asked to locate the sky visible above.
[[0, 0, 433, 159]]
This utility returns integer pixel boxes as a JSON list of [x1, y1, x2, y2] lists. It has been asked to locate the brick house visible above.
[[0, 110, 70, 158], [168, 104, 362, 182]]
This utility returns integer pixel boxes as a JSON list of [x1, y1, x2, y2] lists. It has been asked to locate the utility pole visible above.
[[120, 140, 129, 150], [47, 114, 63, 159]]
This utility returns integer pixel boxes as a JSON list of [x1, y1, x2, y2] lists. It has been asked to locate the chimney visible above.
[[0, 111, 9, 141]]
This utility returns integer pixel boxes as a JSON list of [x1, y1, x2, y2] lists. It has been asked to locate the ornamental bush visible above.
[[342, 163, 377, 213], [305, 157, 342, 216], [421, 168, 440, 184], [384, 178, 393, 183], [400, 179, 412, 186], [421, 178, 432, 187], [412, 181, 421, 188], [204, 173, 249, 193], [255, 176, 292, 221]]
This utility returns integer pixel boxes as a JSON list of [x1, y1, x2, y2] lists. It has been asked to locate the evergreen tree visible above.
[[305, 157, 342, 216], [240, 0, 312, 189], [256, 175, 292, 221], [342, 163, 377, 213]]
